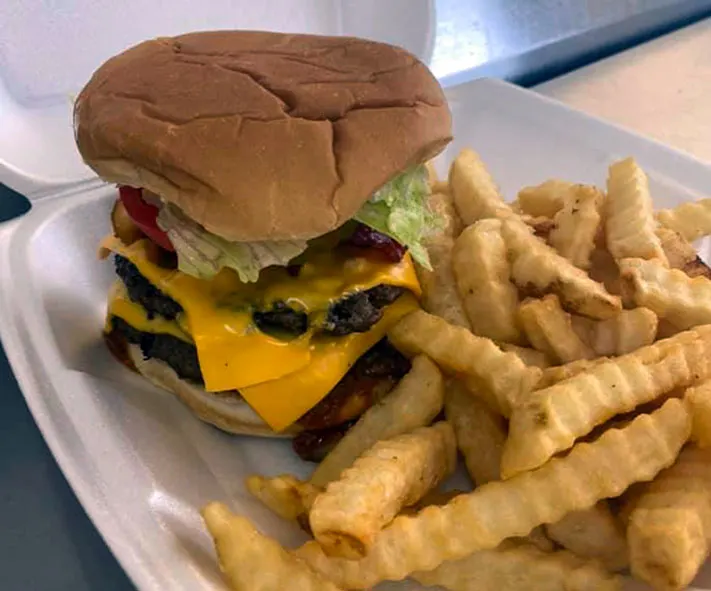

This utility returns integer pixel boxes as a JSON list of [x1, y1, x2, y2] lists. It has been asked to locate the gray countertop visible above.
[[2, 3, 711, 589]]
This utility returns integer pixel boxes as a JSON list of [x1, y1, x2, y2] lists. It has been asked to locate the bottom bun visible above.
[[127, 345, 297, 438]]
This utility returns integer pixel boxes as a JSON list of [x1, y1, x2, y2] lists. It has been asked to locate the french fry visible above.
[[449, 148, 513, 224], [545, 501, 629, 572], [245, 474, 320, 522], [444, 379, 553, 552], [683, 256, 711, 280], [685, 379, 711, 449], [309, 422, 456, 559], [657, 226, 698, 270], [657, 198, 711, 243], [444, 380, 507, 486], [627, 445, 711, 591], [589, 247, 622, 296], [452, 219, 522, 343], [412, 539, 622, 591], [416, 192, 471, 329], [620, 257, 711, 330], [549, 184, 604, 269], [388, 310, 541, 416], [605, 157, 668, 264], [502, 326, 711, 477], [518, 295, 594, 364], [294, 400, 690, 589], [657, 319, 682, 340], [522, 214, 557, 241], [585, 307, 659, 357], [526, 526, 556, 553], [656, 226, 711, 280], [201, 503, 342, 591], [309, 355, 444, 488], [408, 489, 467, 513], [516, 179, 572, 218], [536, 357, 609, 389], [501, 343, 551, 368], [427, 190, 463, 239], [502, 218, 622, 319], [632, 325, 706, 364]]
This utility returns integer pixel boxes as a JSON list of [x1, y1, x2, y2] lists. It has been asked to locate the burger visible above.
[[74, 30, 451, 461]]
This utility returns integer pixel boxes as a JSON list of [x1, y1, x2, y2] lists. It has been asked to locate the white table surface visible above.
[[536, 17, 711, 164]]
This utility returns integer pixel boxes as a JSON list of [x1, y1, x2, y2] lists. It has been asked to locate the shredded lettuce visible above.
[[157, 204, 307, 283], [354, 165, 438, 270], [157, 166, 438, 282]]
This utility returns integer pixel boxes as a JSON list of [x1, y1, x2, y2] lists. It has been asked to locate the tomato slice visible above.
[[118, 186, 174, 251]]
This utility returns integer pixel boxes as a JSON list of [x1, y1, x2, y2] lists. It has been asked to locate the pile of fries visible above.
[[201, 148, 711, 591]]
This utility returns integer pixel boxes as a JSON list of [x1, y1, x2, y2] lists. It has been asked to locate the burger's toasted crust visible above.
[[127, 345, 297, 438], [74, 31, 452, 241]]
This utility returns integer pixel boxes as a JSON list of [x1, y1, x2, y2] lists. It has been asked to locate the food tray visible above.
[[2, 77, 711, 589]]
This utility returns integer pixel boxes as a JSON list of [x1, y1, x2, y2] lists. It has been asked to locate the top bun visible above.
[[74, 31, 452, 242]]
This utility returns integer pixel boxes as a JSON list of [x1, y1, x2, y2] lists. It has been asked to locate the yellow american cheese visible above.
[[102, 236, 421, 430], [106, 281, 191, 342], [240, 294, 418, 431]]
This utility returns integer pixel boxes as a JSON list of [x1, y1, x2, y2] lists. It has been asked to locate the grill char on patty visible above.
[[111, 316, 202, 383], [114, 255, 183, 320], [113, 254, 406, 337]]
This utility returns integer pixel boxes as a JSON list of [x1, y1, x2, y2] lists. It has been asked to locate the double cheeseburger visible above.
[[74, 31, 451, 460]]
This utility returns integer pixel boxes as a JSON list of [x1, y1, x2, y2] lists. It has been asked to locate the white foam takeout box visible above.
[[1, 2, 711, 590]]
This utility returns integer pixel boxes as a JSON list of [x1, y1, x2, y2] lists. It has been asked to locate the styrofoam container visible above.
[[1, 13, 711, 590]]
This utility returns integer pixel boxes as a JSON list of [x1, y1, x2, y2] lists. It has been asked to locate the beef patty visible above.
[[114, 253, 406, 337]]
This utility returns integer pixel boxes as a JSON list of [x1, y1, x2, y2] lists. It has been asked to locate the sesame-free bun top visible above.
[[74, 31, 452, 242]]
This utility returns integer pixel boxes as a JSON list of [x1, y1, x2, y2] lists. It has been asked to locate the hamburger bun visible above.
[[74, 30, 452, 242], [127, 345, 297, 438]]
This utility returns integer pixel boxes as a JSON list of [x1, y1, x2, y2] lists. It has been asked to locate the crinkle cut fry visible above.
[[412, 538, 622, 591], [202, 503, 343, 591], [545, 501, 629, 572], [605, 157, 668, 264], [448, 148, 513, 224], [416, 191, 471, 329], [518, 294, 594, 364], [549, 184, 604, 270], [388, 310, 541, 416], [452, 219, 522, 344], [502, 325, 711, 478], [589, 307, 658, 357], [295, 399, 690, 589], [657, 198, 711, 243], [685, 378, 711, 449], [627, 445, 711, 591], [309, 422, 456, 559], [245, 474, 320, 521], [502, 218, 622, 320], [515, 179, 572, 218], [444, 379, 506, 486], [501, 343, 551, 369], [619, 257, 711, 330], [310, 354, 444, 488]]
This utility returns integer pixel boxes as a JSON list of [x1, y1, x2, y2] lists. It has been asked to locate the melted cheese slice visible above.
[[240, 294, 418, 431], [106, 281, 191, 342], [102, 236, 421, 428]]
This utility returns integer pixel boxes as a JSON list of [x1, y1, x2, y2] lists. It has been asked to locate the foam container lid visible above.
[[0, 0, 434, 198]]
